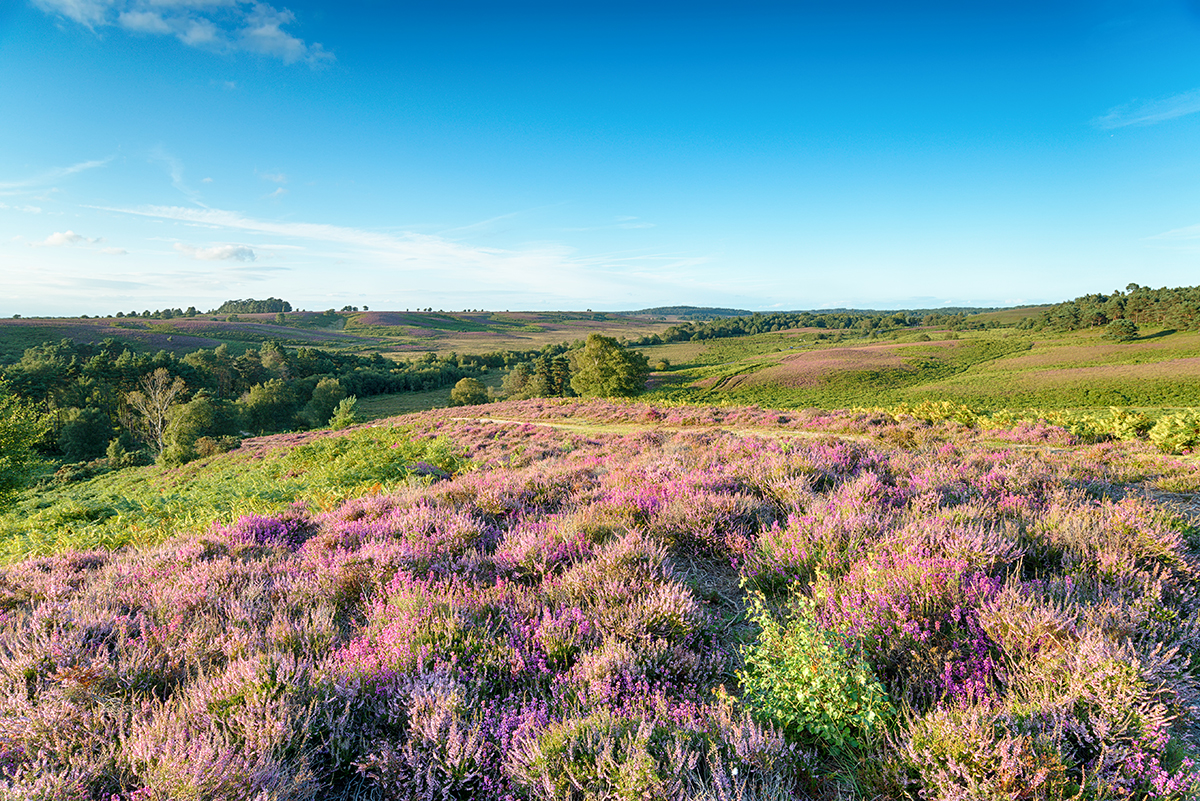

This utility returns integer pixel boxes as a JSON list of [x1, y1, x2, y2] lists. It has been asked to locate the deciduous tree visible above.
[[450, 377, 489, 406], [125, 368, 186, 454], [569, 334, 650, 398], [0, 383, 47, 507]]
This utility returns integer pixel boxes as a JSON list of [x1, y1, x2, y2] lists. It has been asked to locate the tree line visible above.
[[1, 338, 537, 468], [620, 309, 997, 349], [1026, 283, 1200, 333], [0, 332, 653, 474]]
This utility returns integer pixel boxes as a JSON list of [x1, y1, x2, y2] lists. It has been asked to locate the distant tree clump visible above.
[[215, 298, 292, 314], [449, 377, 489, 407], [1032, 283, 1200, 332], [0, 334, 571, 468]]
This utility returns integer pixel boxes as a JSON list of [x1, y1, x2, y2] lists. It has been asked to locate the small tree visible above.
[[328, 396, 361, 430], [58, 407, 114, 461], [1103, 319, 1139, 342], [570, 334, 651, 398], [303, 377, 347, 427], [240, 379, 297, 435], [160, 393, 240, 465], [125, 368, 186, 454], [450, 377, 489, 407], [0, 384, 47, 508]]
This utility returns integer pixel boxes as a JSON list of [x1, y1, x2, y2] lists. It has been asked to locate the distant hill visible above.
[[799, 306, 1000, 315], [627, 305, 1006, 320], [623, 306, 752, 319]]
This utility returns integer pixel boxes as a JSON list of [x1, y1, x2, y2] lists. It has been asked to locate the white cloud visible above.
[[32, 230, 100, 247], [32, 0, 109, 27], [265, 187, 287, 198], [174, 241, 256, 261], [0, 202, 43, 213], [92, 203, 705, 302], [101, 246, 128, 255], [118, 10, 170, 33], [1094, 88, 1200, 129], [260, 172, 287, 183], [34, 0, 333, 65], [238, 4, 331, 65]]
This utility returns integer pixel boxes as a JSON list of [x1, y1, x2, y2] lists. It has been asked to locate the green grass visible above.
[[0, 425, 465, 561], [642, 327, 1200, 411], [355, 371, 505, 420]]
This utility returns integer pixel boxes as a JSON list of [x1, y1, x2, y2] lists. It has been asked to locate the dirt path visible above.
[[448, 415, 875, 443]]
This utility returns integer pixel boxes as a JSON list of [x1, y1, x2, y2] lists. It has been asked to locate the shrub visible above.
[[328, 396, 361, 430], [737, 592, 892, 754], [1103, 318, 1139, 341], [450, 377, 490, 407]]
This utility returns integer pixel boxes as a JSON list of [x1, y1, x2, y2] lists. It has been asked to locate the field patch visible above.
[[721, 340, 961, 390]]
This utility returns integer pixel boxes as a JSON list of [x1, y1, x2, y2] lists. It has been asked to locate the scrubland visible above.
[[1, 399, 1199, 799]]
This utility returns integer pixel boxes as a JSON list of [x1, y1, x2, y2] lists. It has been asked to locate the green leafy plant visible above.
[[1149, 410, 1200, 454], [738, 591, 893, 755], [0, 383, 47, 509]]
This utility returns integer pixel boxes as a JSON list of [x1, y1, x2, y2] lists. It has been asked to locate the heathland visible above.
[[2, 285, 1200, 798], [1, 400, 1198, 798]]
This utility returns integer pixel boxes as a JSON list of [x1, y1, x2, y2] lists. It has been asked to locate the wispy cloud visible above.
[[1093, 88, 1200, 129], [174, 241, 256, 261], [150, 147, 205, 205], [260, 172, 287, 184], [0, 158, 110, 196], [77, 203, 723, 308], [94, 204, 628, 296], [0, 202, 43, 213], [100, 246, 128, 255], [31, 230, 101, 247], [33, 0, 333, 65], [438, 211, 522, 237], [563, 216, 657, 232]]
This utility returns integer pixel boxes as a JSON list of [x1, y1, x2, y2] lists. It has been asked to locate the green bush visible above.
[[328, 396, 361, 430], [449, 377, 489, 407], [0, 384, 47, 508], [737, 592, 892, 755], [1102, 319, 1139, 342]]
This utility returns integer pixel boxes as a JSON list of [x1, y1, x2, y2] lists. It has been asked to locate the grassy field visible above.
[[642, 326, 1200, 411], [353, 370, 507, 419]]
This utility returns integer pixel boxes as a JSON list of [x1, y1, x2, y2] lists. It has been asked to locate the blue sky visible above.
[[2, 0, 1199, 315]]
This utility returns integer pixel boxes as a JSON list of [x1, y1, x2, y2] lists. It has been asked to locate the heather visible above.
[[0, 400, 1198, 799]]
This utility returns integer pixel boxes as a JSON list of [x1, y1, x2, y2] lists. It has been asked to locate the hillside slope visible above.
[[0, 399, 1198, 798]]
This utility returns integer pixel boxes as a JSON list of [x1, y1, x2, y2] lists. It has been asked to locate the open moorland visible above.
[[4, 287, 1200, 798], [1, 398, 1199, 798], [642, 326, 1200, 411], [0, 310, 680, 363]]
